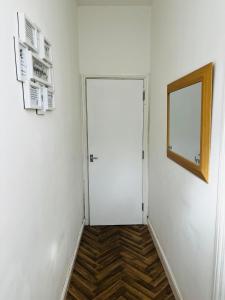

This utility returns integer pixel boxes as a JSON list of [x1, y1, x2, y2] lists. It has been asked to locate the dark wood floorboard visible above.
[[66, 225, 175, 300]]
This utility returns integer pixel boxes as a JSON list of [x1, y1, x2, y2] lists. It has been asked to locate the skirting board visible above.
[[147, 218, 183, 300], [60, 219, 85, 300]]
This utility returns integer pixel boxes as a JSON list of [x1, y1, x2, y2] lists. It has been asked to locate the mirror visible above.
[[169, 82, 202, 164], [167, 63, 213, 182]]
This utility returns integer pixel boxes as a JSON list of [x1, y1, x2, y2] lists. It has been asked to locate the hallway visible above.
[[1, 0, 225, 299], [66, 225, 175, 300]]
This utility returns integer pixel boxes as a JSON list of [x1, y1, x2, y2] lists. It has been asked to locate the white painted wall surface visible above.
[[149, 1, 225, 299], [78, 5, 151, 75], [0, 1, 83, 300]]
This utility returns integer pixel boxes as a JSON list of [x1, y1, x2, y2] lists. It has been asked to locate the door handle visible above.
[[90, 154, 98, 162]]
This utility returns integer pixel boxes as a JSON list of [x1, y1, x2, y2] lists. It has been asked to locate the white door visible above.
[[86, 79, 144, 225]]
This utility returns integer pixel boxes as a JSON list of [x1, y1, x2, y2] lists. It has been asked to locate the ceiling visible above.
[[77, 0, 152, 6]]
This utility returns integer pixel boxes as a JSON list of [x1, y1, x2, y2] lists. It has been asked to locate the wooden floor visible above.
[[66, 225, 175, 300]]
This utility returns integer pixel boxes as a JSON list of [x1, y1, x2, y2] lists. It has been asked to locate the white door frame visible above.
[[81, 74, 150, 225]]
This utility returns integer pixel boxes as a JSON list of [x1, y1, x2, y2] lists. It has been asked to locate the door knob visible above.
[[90, 154, 98, 162]]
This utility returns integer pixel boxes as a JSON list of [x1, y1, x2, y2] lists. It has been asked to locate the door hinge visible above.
[[143, 90, 145, 101], [142, 150, 144, 159], [142, 203, 144, 211]]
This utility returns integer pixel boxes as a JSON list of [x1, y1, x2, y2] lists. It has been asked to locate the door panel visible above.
[[87, 79, 143, 225]]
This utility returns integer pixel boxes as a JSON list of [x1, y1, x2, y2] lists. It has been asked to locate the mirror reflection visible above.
[[169, 82, 202, 165]]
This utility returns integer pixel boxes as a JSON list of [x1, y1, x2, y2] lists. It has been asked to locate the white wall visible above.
[[149, 1, 225, 300], [78, 5, 151, 75], [0, 1, 83, 300]]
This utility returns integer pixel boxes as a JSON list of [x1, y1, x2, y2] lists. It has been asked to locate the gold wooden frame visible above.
[[167, 63, 213, 182]]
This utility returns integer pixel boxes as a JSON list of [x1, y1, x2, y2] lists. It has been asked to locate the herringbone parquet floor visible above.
[[66, 225, 175, 300]]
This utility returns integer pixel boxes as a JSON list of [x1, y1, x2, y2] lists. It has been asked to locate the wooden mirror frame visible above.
[[167, 63, 213, 182]]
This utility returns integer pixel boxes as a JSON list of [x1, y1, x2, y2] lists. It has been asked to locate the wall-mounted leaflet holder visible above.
[[17, 13, 40, 53], [40, 34, 52, 65], [15, 12, 55, 115], [23, 81, 43, 110], [37, 86, 55, 115], [28, 52, 53, 86], [14, 38, 52, 86], [46, 88, 55, 110], [14, 38, 29, 82]]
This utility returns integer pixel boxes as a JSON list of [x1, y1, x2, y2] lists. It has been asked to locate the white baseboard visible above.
[[147, 218, 183, 300], [60, 219, 85, 300]]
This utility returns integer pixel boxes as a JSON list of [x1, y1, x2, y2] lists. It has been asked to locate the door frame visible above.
[[81, 74, 150, 225]]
